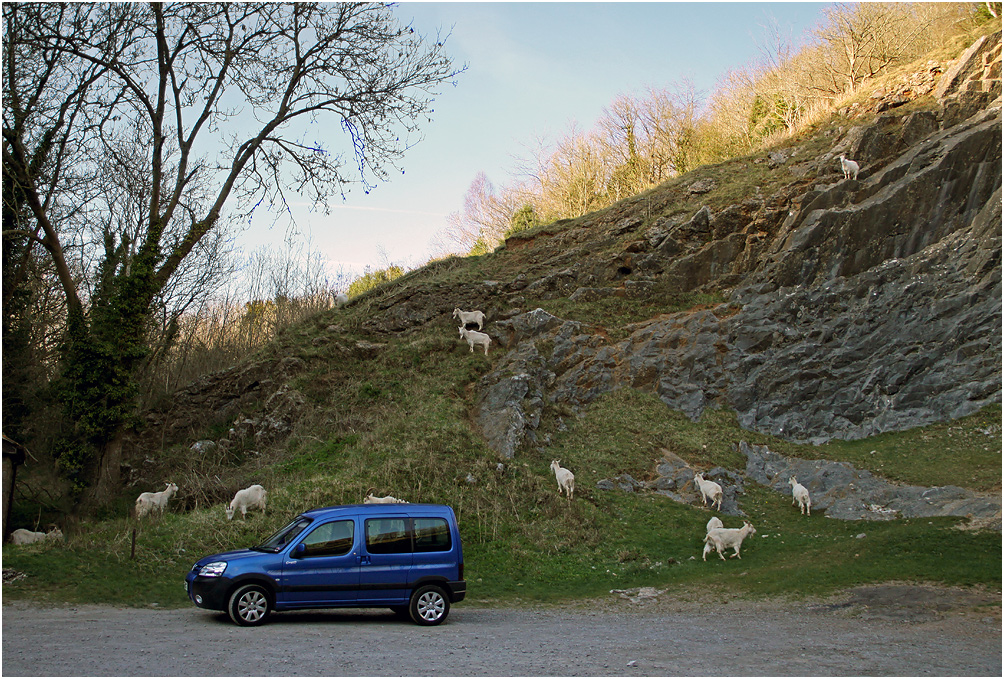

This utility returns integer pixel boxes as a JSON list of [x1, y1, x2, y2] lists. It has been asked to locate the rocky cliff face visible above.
[[476, 34, 1002, 457], [137, 35, 1001, 473]]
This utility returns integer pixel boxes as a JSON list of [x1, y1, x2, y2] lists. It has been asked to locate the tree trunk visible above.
[[84, 430, 124, 508]]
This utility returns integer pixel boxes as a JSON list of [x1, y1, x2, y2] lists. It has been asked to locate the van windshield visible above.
[[253, 516, 312, 552]]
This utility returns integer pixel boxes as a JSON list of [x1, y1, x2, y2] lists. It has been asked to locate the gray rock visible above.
[[767, 151, 789, 168], [614, 474, 643, 492], [476, 373, 533, 459], [935, 31, 1001, 99], [741, 441, 1002, 523], [688, 178, 717, 194], [190, 440, 217, 454]]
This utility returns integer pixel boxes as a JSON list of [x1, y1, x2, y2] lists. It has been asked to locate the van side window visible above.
[[413, 518, 451, 552], [365, 518, 411, 554], [299, 519, 354, 557]]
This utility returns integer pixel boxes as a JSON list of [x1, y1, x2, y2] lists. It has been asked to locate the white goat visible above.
[[703, 521, 757, 561], [550, 459, 575, 500], [364, 493, 408, 504], [11, 527, 63, 546], [459, 326, 491, 355], [226, 484, 267, 520], [789, 476, 811, 515], [693, 473, 723, 511], [838, 154, 859, 180], [333, 292, 349, 308], [702, 516, 724, 561], [135, 482, 178, 519], [453, 307, 486, 330]]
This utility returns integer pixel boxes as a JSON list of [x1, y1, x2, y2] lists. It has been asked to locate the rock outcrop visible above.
[[596, 442, 1002, 526], [741, 442, 1002, 526], [475, 79, 1001, 452]]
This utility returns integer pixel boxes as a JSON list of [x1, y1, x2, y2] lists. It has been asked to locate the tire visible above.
[[409, 584, 450, 626], [228, 583, 271, 626]]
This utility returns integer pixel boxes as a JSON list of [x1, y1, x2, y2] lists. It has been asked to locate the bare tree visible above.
[[441, 171, 519, 254], [598, 94, 644, 201], [590, 83, 706, 204], [3, 2, 461, 504], [813, 3, 955, 94]]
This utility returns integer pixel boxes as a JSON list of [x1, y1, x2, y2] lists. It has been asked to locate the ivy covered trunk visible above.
[[56, 239, 159, 506]]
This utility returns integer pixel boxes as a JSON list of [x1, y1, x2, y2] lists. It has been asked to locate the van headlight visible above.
[[198, 562, 227, 577]]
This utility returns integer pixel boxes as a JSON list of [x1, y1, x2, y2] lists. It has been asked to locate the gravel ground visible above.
[[2, 585, 1000, 676]]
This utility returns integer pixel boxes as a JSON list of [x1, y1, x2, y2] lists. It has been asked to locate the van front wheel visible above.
[[228, 583, 271, 626], [409, 585, 450, 626]]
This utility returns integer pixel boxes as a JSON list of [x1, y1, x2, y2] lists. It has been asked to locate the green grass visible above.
[[5, 379, 999, 608], [805, 404, 1001, 493]]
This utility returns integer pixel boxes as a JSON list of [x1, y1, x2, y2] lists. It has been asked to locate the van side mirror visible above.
[[292, 543, 305, 558]]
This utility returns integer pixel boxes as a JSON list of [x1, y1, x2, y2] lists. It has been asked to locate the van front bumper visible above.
[[187, 575, 234, 611]]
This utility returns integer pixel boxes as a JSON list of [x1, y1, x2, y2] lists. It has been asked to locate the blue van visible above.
[[186, 503, 466, 626]]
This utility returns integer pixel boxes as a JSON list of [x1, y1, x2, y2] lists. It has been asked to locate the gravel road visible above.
[[2, 585, 1000, 676]]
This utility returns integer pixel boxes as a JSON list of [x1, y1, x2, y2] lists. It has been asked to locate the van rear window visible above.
[[364, 517, 452, 554], [413, 518, 451, 552]]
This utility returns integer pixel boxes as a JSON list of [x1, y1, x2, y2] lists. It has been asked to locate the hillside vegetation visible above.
[[4, 16, 1001, 609]]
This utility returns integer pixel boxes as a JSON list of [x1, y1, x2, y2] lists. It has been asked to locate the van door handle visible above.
[[357, 555, 371, 566]]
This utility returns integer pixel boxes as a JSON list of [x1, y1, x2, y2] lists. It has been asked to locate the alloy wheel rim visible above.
[[239, 591, 266, 622], [418, 592, 445, 621]]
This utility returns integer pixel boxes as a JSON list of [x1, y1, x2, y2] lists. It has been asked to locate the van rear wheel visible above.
[[409, 585, 450, 626]]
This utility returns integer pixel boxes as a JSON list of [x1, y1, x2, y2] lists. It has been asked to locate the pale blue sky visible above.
[[244, 2, 828, 283]]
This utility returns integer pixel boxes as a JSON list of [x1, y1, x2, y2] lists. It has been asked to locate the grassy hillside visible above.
[[4, 311, 1000, 607]]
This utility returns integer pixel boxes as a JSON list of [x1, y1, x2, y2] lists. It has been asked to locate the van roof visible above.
[[301, 503, 453, 519]]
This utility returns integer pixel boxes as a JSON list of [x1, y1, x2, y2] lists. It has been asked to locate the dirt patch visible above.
[[806, 583, 1002, 623]]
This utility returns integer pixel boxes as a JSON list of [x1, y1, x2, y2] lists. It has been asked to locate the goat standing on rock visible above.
[[550, 460, 575, 500], [838, 154, 860, 180], [789, 476, 811, 515], [693, 473, 723, 511], [452, 307, 485, 330]]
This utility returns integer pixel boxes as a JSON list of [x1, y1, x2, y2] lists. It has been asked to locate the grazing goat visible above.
[[702, 516, 724, 561], [704, 521, 757, 561], [693, 473, 723, 511], [789, 476, 811, 515], [459, 326, 491, 355], [453, 307, 486, 330], [135, 482, 178, 519], [550, 460, 575, 500], [364, 493, 408, 504], [838, 154, 859, 180], [227, 484, 268, 520], [11, 527, 63, 546], [333, 292, 349, 308]]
